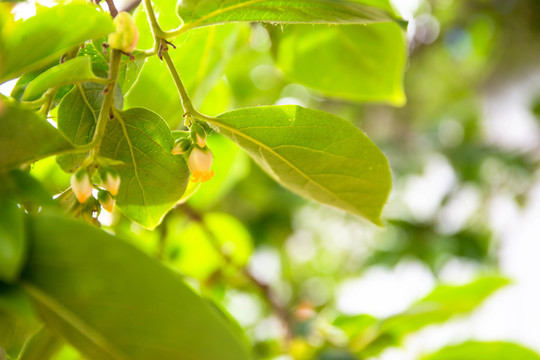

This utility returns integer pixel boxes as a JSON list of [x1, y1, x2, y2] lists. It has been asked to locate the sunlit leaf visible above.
[[0, 4, 114, 83], [99, 108, 190, 229], [380, 276, 510, 336], [213, 105, 391, 225], [276, 23, 406, 105], [22, 57, 102, 101], [22, 213, 252, 360], [177, 0, 405, 30], [423, 341, 540, 360]]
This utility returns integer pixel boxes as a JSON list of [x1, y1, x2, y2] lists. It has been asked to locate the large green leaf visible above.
[[0, 103, 73, 171], [276, 23, 406, 105], [99, 108, 190, 229], [18, 327, 62, 360], [213, 105, 391, 225], [0, 4, 114, 83], [22, 213, 251, 360], [177, 0, 404, 30], [22, 57, 102, 101], [0, 284, 39, 360], [0, 199, 26, 283], [423, 341, 540, 360]]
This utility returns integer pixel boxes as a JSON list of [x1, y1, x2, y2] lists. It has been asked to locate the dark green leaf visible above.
[[0, 284, 39, 360], [0, 4, 114, 83], [22, 57, 102, 101], [22, 213, 252, 360], [423, 341, 540, 360], [99, 108, 190, 229], [0, 170, 53, 207], [0, 199, 26, 282], [276, 23, 406, 105], [0, 103, 73, 171], [214, 105, 391, 225], [177, 0, 405, 30]]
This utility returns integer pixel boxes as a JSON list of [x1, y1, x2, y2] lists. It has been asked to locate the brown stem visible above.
[[104, 0, 119, 17], [179, 204, 294, 343]]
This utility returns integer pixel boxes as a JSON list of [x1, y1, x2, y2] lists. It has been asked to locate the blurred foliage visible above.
[[2, 0, 540, 359]]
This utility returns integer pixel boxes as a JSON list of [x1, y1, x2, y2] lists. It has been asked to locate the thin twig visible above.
[[104, 0, 119, 17], [180, 204, 294, 343]]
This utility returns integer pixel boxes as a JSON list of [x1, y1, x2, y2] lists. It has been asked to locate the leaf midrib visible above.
[[115, 112, 152, 224], [22, 282, 130, 360], [212, 115, 370, 218]]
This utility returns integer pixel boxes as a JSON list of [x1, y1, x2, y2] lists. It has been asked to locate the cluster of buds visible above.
[[171, 120, 215, 183], [70, 167, 121, 216]]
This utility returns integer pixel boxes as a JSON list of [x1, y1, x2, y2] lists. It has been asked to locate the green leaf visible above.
[[276, 23, 407, 105], [56, 83, 123, 172], [22, 57, 103, 101], [22, 213, 252, 360], [99, 108, 190, 229], [0, 199, 26, 283], [177, 0, 405, 30], [0, 284, 39, 360], [380, 276, 509, 336], [423, 341, 540, 360], [213, 105, 391, 225], [0, 103, 73, 171], [0, 4, 115, 83], [0, 170, 53, 207]]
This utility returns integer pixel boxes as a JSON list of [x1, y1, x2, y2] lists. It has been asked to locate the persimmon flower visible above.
[[190, 122, 207, 148], [71, 169, 93, 203], [187, 147, 214, 183], [99, 168, 121, 196], [98, 190, 115, 213]]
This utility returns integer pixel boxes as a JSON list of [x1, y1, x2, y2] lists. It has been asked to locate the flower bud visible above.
[[108, 11, 139, 53], [172, 138, 192, 155], [82, 197, 101, 226], [71, 169, 93, 203], [99, 168, 121, 196], [97, 189, 115, 213], [190, 122, 207, 148], [187, 147, 214, 183]]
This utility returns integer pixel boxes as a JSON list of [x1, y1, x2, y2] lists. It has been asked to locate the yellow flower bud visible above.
[[97, 190, 115, 213], [187, 147, 214, 183], [71, 169, 93, 203], [108, 11, 139, 53], [190, 122, 207, 148], [172, 138, 192, 155]]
